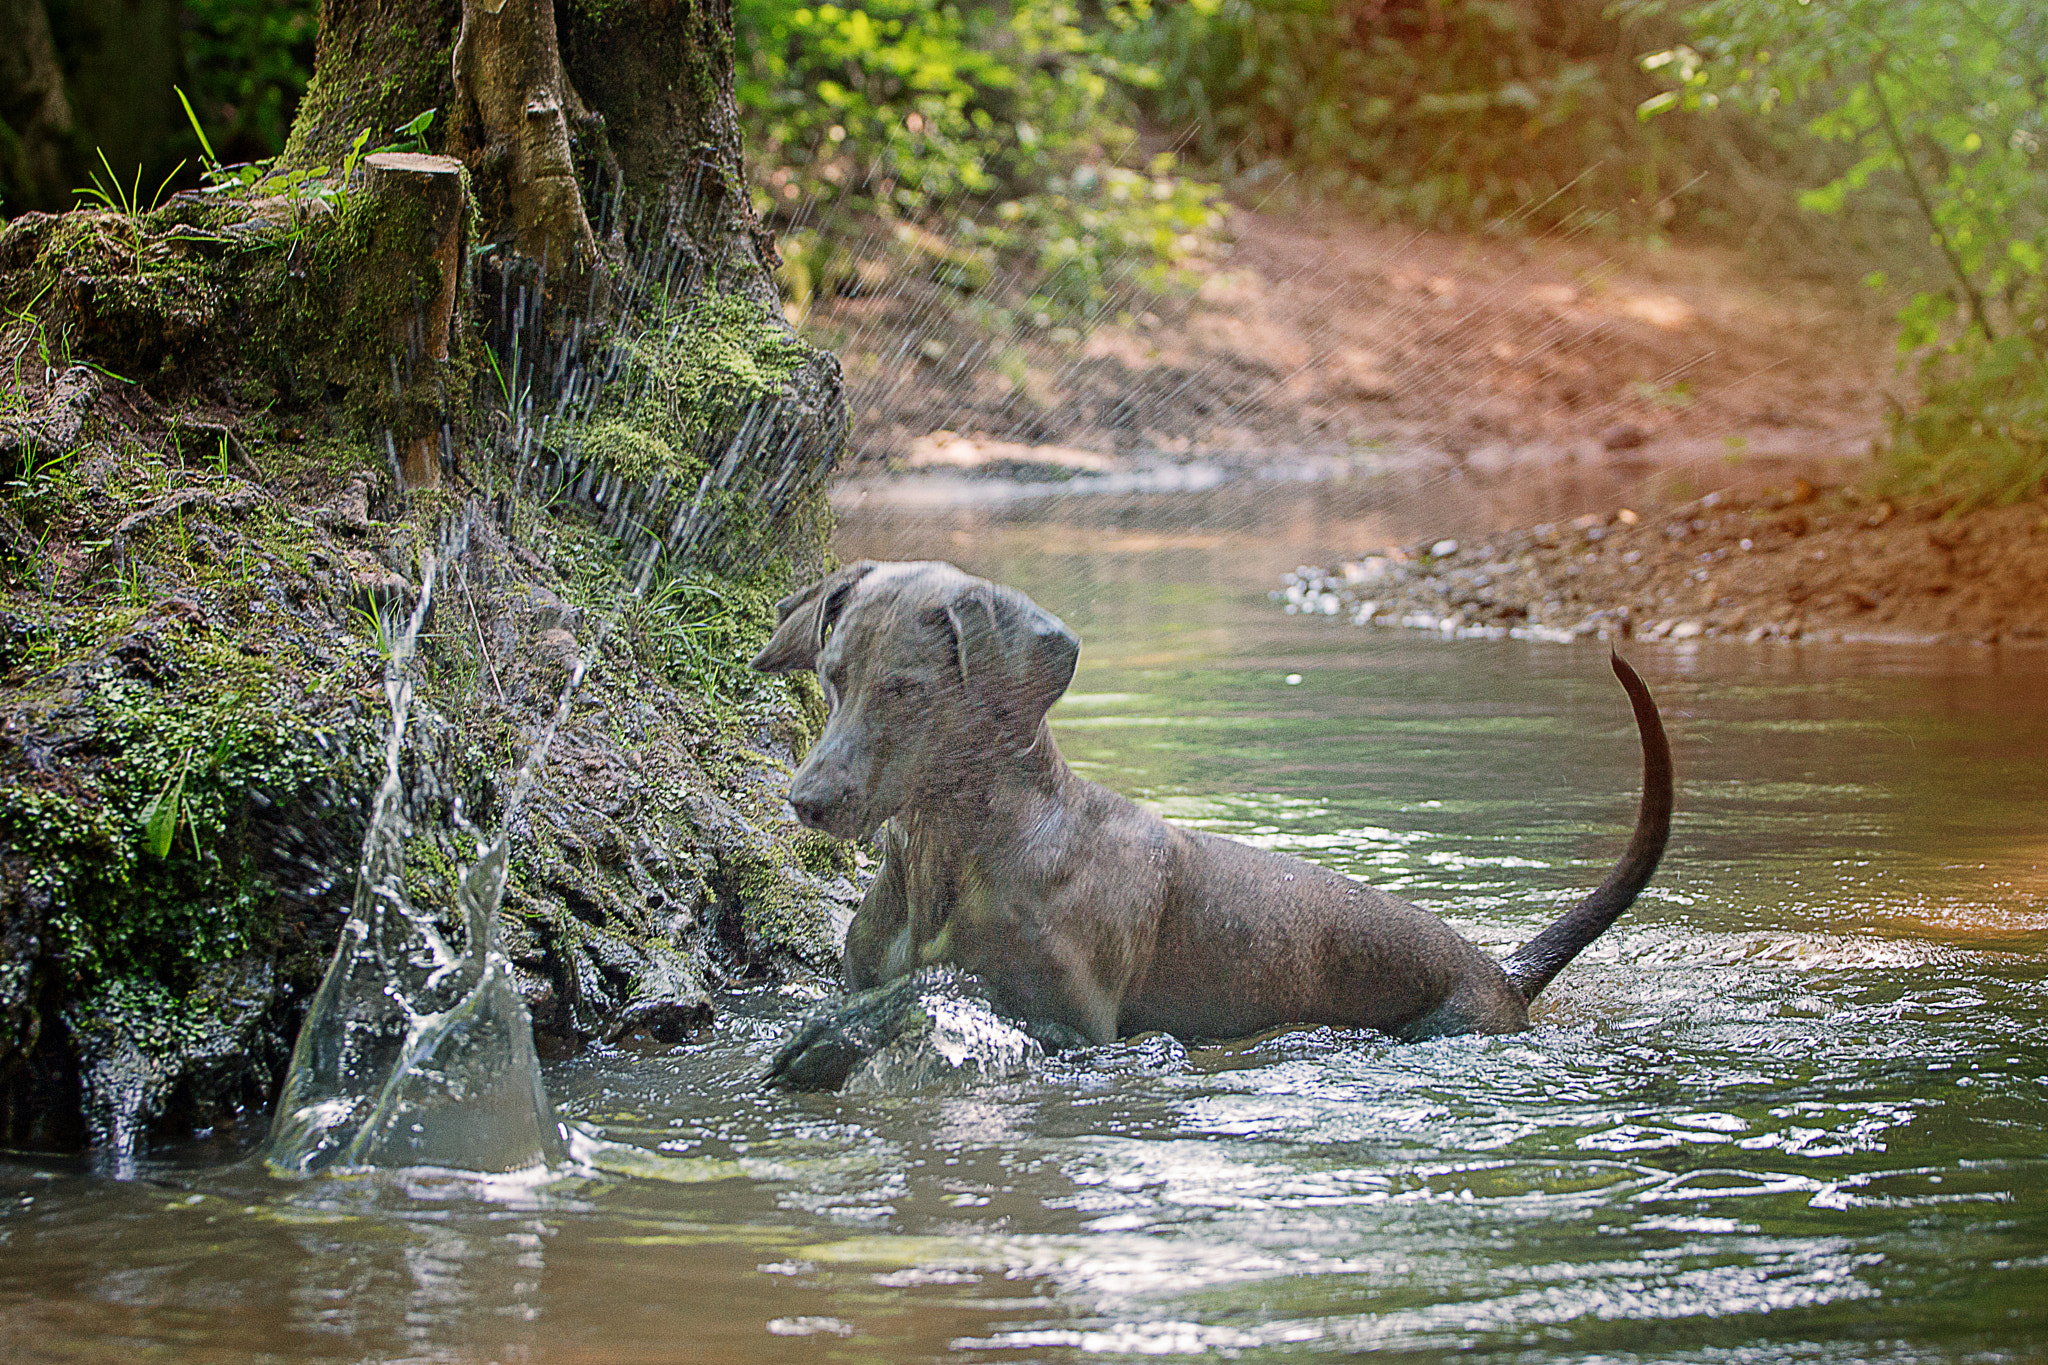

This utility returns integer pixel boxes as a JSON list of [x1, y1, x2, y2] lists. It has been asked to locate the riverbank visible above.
[[816, 202, 1894, 480], [1282, 482, 2048, 648], [0, 189, 851, 1152]]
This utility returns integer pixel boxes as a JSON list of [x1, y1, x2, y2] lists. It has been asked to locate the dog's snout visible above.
[[789, 792, 832, 829]]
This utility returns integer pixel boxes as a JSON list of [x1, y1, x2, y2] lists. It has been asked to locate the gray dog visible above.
[[752, 560, 1671, 1048]]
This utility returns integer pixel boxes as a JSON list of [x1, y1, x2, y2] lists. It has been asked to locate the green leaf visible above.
[[1636, 90, 1681, 121], [140, 746, 193, 859], [143, 776, 181, 859]]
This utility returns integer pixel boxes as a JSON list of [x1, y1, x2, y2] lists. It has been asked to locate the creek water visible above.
[[3, 474, 2045, 1362]]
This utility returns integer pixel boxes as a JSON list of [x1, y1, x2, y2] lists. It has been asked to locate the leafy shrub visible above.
[[733, 0, 1226, 323], [974, 159, 1224, 315], [1631, 0, 2048, 505], [1888, 335, 2048, 505]]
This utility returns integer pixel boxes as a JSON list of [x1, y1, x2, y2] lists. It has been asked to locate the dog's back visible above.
[[1117, 813, 1531, 1040]]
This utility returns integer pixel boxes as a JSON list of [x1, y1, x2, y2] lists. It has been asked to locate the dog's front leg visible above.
[[844, 823, 913, 989]]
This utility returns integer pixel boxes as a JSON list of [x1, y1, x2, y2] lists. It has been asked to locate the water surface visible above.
[[3, 490, 2044, 1362]]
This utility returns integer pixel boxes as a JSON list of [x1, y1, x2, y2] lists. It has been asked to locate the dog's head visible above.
[[752, 561, 1080, 839]]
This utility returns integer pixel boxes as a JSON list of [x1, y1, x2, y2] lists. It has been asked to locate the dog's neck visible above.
[[899, 720, 1073, 850]]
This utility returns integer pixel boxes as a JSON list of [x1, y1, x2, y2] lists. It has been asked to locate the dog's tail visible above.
[[1499, 652, 1672, 1003]]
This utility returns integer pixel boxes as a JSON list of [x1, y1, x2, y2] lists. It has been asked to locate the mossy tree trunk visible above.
[[288, 0, 785, 308], [284, 0, 839, 530]]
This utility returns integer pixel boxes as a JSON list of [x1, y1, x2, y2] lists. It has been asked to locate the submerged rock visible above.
[[765, 966, 1087, 1094]]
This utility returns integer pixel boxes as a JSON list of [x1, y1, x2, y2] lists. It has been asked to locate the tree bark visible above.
[[360, 151, 467, 487], [560, 0, 779, 286], [281, 0, 461, 174], [0, 0, 76, 212], [451, 0, 599, 268]]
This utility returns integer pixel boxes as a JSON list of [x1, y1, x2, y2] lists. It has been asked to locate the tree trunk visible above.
[[451, 0, 599, 269], [0, 0, 76, 211], [289, 0, 779, 311], [288, 0, 843, 540], [560, 0, 777, 284]]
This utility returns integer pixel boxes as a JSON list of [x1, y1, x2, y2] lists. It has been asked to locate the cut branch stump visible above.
[[357, 152, 466, 489]]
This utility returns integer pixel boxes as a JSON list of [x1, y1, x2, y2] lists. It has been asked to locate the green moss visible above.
[[32, 663, 335, 978], [718, 834, 842, 969], [278, 6, 455, 173], [575, 413, 684, 479], [564, 286, 810, 485], [66, 976, 210, 1061]]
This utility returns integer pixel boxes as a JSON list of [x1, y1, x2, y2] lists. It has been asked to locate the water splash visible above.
[[265, 511, 579, 1177]]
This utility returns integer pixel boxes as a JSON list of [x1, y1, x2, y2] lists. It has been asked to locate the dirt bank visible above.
[[1282, 482, 2048, 648], [818, 202, 1895, 478], [814, 202, 2047, 645]]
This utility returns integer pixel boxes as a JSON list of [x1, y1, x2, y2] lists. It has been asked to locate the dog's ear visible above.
[[751, 561, 877, 674], [943, 582, 1079, 739]]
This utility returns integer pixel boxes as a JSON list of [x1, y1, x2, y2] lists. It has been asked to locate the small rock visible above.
[[316, 478, 373, 535], [1430, 539, 1459, 558], [517, 583, 582, 634], [153, 596, 209, 628], [532, 627, 581, 687]]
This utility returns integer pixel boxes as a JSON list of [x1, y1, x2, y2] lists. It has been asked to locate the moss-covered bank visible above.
[[0, 177, 850, 1153]]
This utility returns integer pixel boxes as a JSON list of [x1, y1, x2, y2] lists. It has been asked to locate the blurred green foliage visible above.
[[732, 0, 1224, 324], [1, 0, 315, 214], [1629, 0, 2047, 506], [181, 0, 318, 165], [1109, 0, 1689, 231]]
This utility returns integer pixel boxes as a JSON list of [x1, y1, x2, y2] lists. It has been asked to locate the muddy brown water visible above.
[[3, 473, 2044, 1363]]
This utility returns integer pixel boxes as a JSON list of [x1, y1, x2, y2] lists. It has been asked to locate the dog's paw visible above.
[[763, 966, 1048, 1093]]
